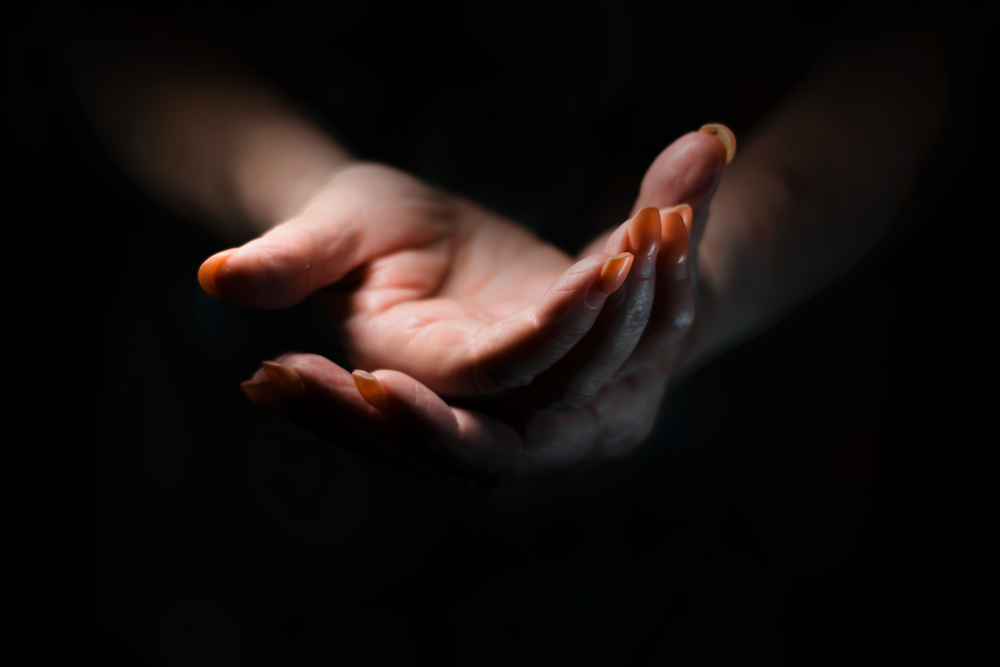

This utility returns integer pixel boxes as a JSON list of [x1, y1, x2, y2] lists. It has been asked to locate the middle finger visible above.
[[547, 206, 661, 410]]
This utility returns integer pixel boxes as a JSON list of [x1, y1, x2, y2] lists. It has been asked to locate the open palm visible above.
[[312, 163, 598, 396], [207, 130, 727, 400], [209, 128, 733, 479]]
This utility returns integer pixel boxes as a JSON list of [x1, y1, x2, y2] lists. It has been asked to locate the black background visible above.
[[5, 0, 995, 663]]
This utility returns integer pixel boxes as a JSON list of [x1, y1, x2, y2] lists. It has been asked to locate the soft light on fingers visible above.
[[464, 253, 612, 393], [610, 211, 695, 380], [698, 123, 737, 166], [198, 249, 236, 299], [374, 370, 463, 440], [603, 206, 662, 259], [661, 211, 689, 267], [262, 360, 308, 398], [628, 207, 662, 261], [353, 370, 392, 413], [598, 253, 634, 295], [277, 353, 386, 419], [545, 210, 661, 409], [373, 370, 519, 479], [633, 131, 729, 218], [551, 255, 657, 409], [662, 203, 693, 234]]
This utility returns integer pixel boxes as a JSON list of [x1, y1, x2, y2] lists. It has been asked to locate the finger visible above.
[[531, 360, 668, 463], [594, 126, 732, 378], [279, 354, 523, 477], [284, 355, 521, 482], [633, 125, 734, 262], [329, 250, 634, 395], [544, 206, 661, 410], [274, 352, 387, 420], [198, 165, 450, 309], [575, 126, 733, 262], [444, 358, 670, 479], [236, 353, 498, 485], [372, 369, 567, 481], [264, 356, 480, 483], [240, 366, 286, 410], [461, 252, 634, 393], [613, 209, 694, 378], [271, 357, 666, 483], [262, 360, 308, 397]]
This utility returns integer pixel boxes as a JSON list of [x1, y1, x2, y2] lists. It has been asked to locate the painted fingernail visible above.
[[352, 370, 390, 412], [661, 211, 689, 266], [666, 204, 694, 232], [628, 207, 662, 258], [240, 379, 283, 408], [198, 250, 235, 299], [699, 123, 736, 166], [598, 252, 634, 295], [262, 361, 307, 398]]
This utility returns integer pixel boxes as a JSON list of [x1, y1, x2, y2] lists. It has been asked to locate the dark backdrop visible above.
[[5, 1, 995, 664]]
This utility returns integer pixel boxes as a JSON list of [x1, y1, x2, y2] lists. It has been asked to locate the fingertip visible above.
[[198, 249, 236, 299], [352, 369, 393, 414], [663, 203, 693, 232], [277, 354, 386, 419], [240, 379, 283, 408], [628, 207, 662, 259], [661, 211, 689, 266], [598, 252, 634, 295], [373, 370, 462, 439], [262, 360, 308, 398], [698, 123, 737, 166]]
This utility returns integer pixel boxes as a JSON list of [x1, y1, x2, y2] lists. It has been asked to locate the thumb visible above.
[[578, 125, 735, 260], [633, 124, 735, 245], [198, 209, 364, 310], [197, 165, 448, 309]]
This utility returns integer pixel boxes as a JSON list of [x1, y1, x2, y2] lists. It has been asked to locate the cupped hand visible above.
[[232, 126, 735, 481], [241, 350, 674, 484], [202, 127, 734, 408]]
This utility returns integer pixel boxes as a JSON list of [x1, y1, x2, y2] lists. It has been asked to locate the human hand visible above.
[[240, 348, 674, 484], [203, 127, 734, 409], [230, 126, 735, 481]]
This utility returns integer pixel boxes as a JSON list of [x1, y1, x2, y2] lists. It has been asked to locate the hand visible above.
[[204, 127, 733, 408], [241, 349, 674, 484], [231, 126, 735, 481]]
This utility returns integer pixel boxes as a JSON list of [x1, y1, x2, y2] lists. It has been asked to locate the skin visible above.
[[207, 137, 717, 403], [68, 17, 948, 482], [225, 142, 719, 482]]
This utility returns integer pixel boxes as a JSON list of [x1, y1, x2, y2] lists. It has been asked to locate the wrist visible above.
[[672, 175, 777, 380], [228, 107, 355, 239]]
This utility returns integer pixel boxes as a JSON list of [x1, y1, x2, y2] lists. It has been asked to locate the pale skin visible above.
[[68, 18, 948, 482]]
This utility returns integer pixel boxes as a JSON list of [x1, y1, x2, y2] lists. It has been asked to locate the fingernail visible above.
[[598, 252, 634, 295], [352, 370, 390, 412], [628, 207, 661, 258], [262, 361, 307, 398], [661, 211, 689, 266], [699, 123, 736, 166], [666, 204, 693, 232], [198, 250, 235, 299], [240, 379, 283, 408]]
